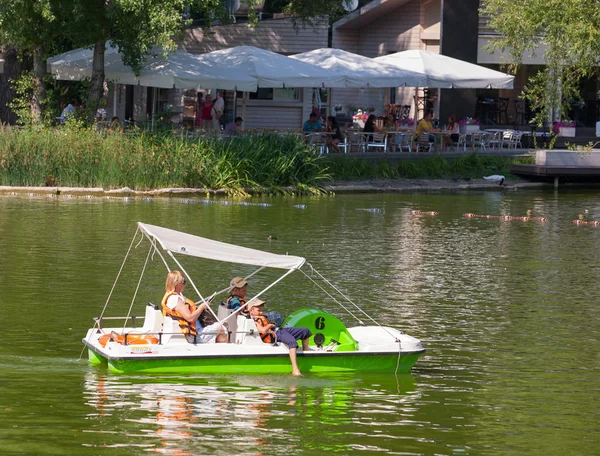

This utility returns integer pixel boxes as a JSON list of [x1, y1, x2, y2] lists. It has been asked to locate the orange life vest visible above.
[[161, 291, 197, 336], [226, 294, 246, 310], [253, 314, 275, 343]]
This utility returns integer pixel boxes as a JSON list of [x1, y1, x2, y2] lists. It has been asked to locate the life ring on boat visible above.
[[98, 332, 125, 347], [98, 333, 159, 347], [127, 334, 159, 345]]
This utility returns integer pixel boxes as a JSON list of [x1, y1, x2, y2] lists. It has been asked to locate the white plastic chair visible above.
[[366, 132, 387, 152], [509, 131, 523, 149], [487, 131, 503, 150], [395, 133, 412, 153], [308, 133, 327, 154], [416, 133, 433, 153], [500, 130, 513, 148], [471, 132, 490, 150], [347, 131, 367, 153], [455, 133, 468, 151]]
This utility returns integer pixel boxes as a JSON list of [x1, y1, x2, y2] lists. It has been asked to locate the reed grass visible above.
[[0, 126, 535, 192], [0, 126, 330, 195]]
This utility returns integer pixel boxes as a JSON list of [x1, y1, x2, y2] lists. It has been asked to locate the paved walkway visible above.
[[325, 148, 533, 160]]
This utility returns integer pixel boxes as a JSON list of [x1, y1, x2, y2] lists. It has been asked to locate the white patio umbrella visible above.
[[47, 43, 257, 91], [197, 46, 346, 89], [290, 48, 427, 88], [374, 50, 514, 89]]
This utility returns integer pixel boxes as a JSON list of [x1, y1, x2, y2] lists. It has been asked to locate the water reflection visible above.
[[2, 189, 600, 454], [82, 371, 418, 454]]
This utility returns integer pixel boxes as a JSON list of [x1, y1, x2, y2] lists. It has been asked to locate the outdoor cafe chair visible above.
[[508, 131, 523, 149], [393, 133, 412, 153], [455, 133, 467, 151], [308, 133, 328, 154], [366, 132, 387, 153], [346, 131, 367, 153], [416, 133, 433, 153], [471, 132, 490, 150], [338, 135, 349, 153], [486, 131, 503, 150], [500, 130, 514, 148]]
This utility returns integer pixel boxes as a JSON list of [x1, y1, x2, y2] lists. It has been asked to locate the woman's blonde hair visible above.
[[165, 270, 186, 292]]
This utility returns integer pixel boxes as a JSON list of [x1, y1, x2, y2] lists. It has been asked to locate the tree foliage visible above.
[[0, 0, 357, 123], [480, 0, 600, 126]]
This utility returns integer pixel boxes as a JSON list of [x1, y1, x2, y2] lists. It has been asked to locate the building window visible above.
[[240, 88, 300, 101]]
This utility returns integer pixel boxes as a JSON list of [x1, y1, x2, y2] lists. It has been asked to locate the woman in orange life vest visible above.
[[247, 298, 312, 377], [161, 270, 227, 344]]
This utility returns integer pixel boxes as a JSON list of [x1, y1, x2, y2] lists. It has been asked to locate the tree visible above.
[[0, 0, 62, 122], [480, 0, 600, 127], [1, 0, 357, 123]]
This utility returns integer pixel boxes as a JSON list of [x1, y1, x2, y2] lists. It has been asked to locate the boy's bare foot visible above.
[[292, 369, 303, 377]]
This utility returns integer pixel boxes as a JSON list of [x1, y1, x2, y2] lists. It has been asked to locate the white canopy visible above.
[[138, 222, 306, 270], [197, 46, 346, 88], [374, 50, 514, 89], [48, 43, 257, 91], [290, 48, 426, 88]]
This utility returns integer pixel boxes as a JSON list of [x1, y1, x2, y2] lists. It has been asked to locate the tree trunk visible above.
[[87, 39, 106, 121], [0, 46, 25, 124], [31, 44, 47, 124]]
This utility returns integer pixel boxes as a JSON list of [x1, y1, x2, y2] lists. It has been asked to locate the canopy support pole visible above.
[[166, 251, 219, 323], [122, 242, 154, 332], [326, 88, 331, 119], [218, 267, 296, 326], [301, 265, 401, 341]]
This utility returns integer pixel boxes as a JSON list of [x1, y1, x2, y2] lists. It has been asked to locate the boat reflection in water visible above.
[[82, 371, 417, 454]]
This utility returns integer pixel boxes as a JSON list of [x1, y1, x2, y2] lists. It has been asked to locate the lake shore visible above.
[[0, 178, 550, 198]]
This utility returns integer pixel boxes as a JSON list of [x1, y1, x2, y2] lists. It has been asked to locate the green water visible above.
[[0, 189, 599, 455]]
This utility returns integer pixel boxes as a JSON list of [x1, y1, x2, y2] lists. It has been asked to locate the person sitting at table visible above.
[[383, 113, 397, 132], [325, 116, 343, 153], [444, 114, 460, 147], [363, 114, 382, 142], [302, 112, 322, 132], [414, 111, 439, 143], [223, 117, 243, 136]]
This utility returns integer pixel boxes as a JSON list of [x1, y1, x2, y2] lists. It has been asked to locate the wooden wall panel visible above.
[[180, 18, 328, 54]]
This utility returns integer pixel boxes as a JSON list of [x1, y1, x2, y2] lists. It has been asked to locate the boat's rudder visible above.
[[283, 308, 358, 351]]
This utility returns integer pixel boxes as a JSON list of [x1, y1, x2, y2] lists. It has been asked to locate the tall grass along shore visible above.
[[0, 126, 533, 194]]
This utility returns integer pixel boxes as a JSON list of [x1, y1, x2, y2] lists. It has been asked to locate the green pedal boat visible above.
[[82, 222, 425, 374]]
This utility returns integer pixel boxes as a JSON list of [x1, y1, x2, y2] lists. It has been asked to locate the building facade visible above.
[[111, 17, 328, 129]]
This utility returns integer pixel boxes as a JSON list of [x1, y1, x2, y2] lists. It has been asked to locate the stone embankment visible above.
[[0, 179, 550, 198]]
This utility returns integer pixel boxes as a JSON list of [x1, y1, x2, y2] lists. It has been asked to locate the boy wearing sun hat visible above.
[[226, 276, 248, 311], [247, 298, 312, 376], [226, 277, 284, 327]]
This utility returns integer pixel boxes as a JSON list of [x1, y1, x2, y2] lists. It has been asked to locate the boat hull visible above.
[[87, 346, 424, 374]]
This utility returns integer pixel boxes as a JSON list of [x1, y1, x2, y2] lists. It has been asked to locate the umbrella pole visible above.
[[242, 92, 247, 127], [414, 87, 419, 120], [326, 88, 331, 119], [113, 83, 118, 118], [152, 87, 157, 130], [233, 90, 238, 121]]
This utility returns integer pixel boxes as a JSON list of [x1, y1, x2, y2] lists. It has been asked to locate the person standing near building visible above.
[[211, 91, 224, 132], [200, 94, 213, 130]]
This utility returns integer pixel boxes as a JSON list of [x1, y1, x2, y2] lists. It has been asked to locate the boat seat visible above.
[[140, 302, 164, 333], [217, 302, 238, 343], [161, 316, 187, 343], [235, 314, 263, 345]]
